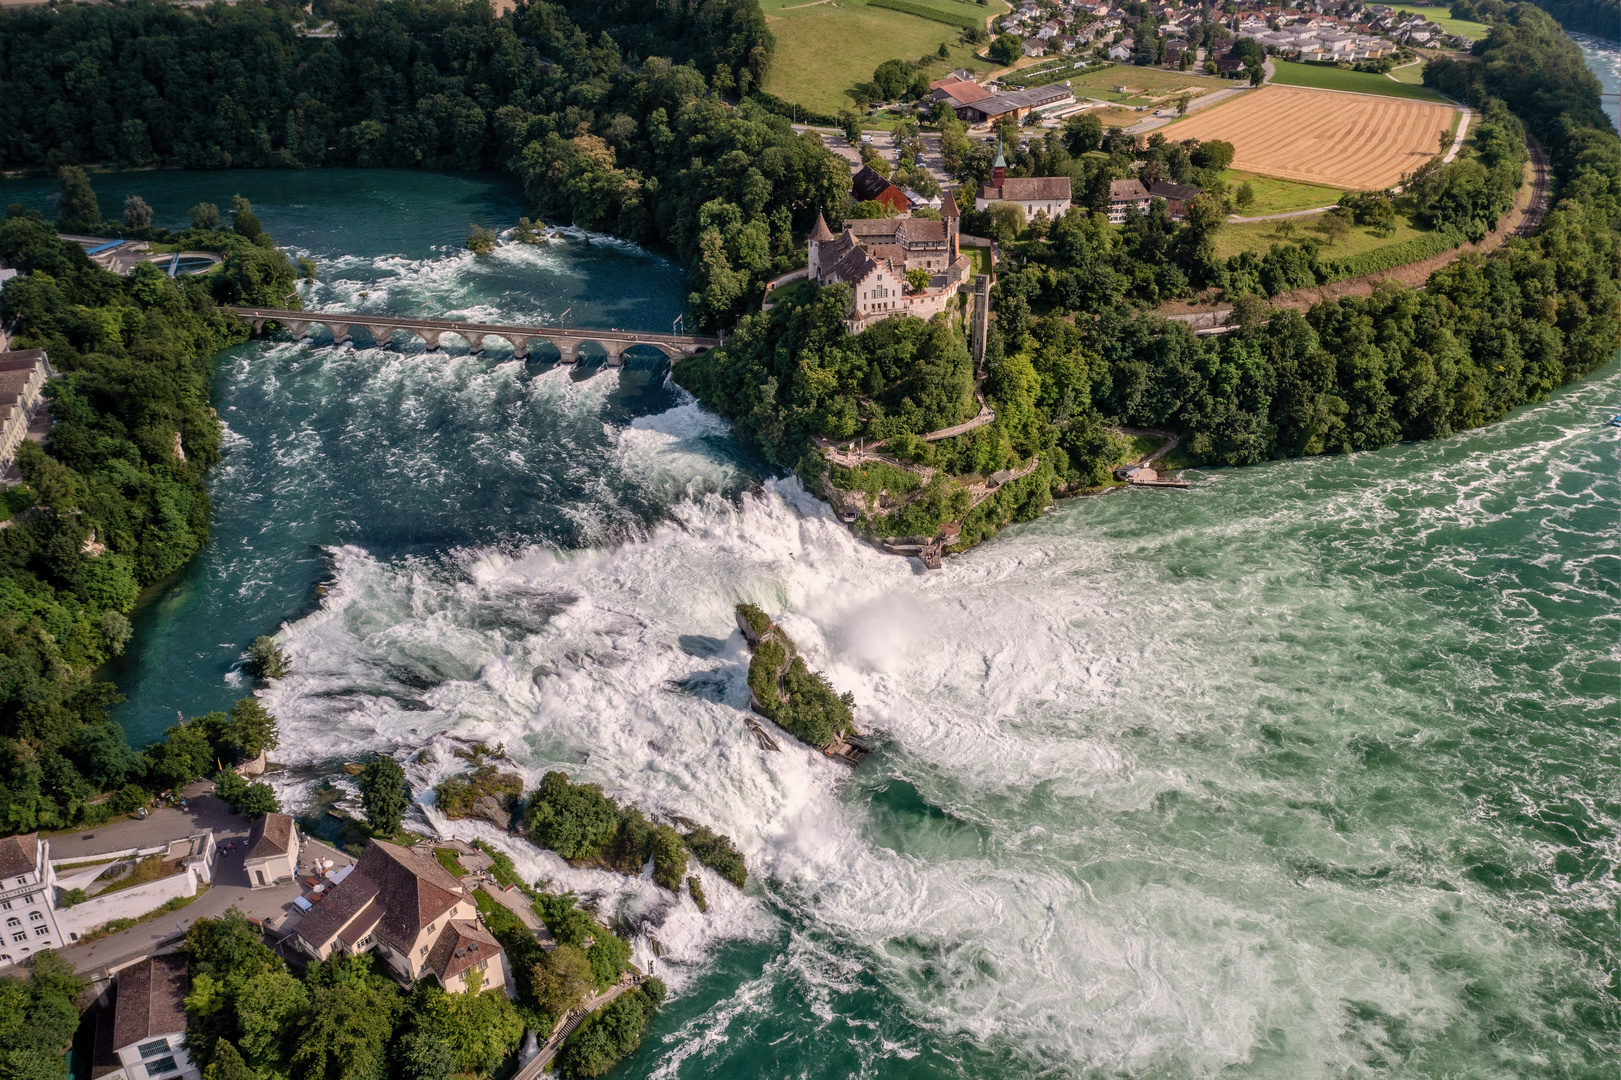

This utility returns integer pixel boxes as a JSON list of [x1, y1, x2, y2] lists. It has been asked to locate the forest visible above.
[[0, 207, 297, 835], [680, 4, 1619, 544], [0, 0, 846, 330]]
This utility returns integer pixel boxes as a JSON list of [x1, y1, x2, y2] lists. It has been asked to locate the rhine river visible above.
[[4, 71, 1619, 1077]]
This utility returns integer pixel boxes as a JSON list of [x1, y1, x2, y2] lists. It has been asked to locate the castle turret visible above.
[[941, 189, 960, 263], [808, 211, 835, 281]]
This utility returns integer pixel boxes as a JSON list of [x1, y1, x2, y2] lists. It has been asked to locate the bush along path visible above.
[[736, 604, 871, 766]]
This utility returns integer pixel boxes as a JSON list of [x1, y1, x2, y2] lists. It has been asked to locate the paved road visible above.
[[53, 788, 356, 974]]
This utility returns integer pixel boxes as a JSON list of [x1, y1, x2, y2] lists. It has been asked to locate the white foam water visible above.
[[259, 357, 1621, 1077]]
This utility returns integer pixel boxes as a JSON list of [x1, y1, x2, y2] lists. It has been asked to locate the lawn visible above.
[[1222, 170, 1346, 216], [434, 847, 469, 877], [1212, 212, 1433, 261], [964, 245, 993, 277], [763, 0, 1005, 117], [1268, 61, 1453, 103]]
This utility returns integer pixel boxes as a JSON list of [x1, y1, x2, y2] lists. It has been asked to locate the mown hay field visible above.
[[1168, 85, 1458, 190]]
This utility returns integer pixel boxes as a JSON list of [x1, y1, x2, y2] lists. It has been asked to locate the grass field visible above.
[[1268, 60, 1453, 102], [1067, 64, 1224, 103], [1222, 170, 1345, 216], [1168, 85, 1457, 189], [1403, 4, 1493, 40], [1387, 59, 1429, 85], [763, 0, 1005, 117], [1212, 212, 1432, 261]]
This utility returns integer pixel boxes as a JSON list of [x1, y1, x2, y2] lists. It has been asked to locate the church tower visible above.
[[991, 136, 1006, 188]]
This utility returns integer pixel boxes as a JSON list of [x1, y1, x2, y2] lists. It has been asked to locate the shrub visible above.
[[682, 826, 747, 889], [688, 875, 708, 912], [246, 636, 289, 678], [649, 825, 687, 892]]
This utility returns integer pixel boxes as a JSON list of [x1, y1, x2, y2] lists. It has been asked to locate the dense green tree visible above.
[[55, 166, 99, 227], [358, 755, 407, 835]]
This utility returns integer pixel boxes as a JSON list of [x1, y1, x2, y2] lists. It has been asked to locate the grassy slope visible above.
[[1222, 170, 1346, 215], [1268, 60, 1453, 102], [1212, 214, 1432, 261], [763, 0, 1006, 116]]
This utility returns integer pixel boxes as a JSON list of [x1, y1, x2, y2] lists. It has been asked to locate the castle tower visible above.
[[941, 188, 960, 264], [808, 211, 834, 282]]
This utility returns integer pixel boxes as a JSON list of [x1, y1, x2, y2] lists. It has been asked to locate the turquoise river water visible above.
[[3, 109, 1618, 1079]]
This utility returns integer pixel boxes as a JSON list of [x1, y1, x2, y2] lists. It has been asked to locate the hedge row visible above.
[[867, 0, 982, 30], [1319, 225, 1467, 282]]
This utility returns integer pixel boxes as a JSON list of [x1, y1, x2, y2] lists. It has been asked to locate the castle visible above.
[[807, 193, 972, 331]]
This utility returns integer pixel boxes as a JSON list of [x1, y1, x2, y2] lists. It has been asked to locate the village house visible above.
[[291, 839, 516, 997], [1108, 178, 1152, 222], [807, 197, 970, 332], [91, 955, 199, 1080], [243, 812, 300, 889]]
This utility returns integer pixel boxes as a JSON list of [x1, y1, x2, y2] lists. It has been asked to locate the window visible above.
[[27, 913, 41, 922], [0, 955, 9, 964], [138, 1040, 171, 1058], [13, 878, 23, 886], [33, 927, 49, 938], [10, 934, 23, 944], [5, 919, 17, 928], [23, 894, 33, 904], [256, 870, 265, 886], [1, 901, 10, 910], [143, 1056, 179, 1076]]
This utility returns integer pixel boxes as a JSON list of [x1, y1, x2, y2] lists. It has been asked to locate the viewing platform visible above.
[[227, 307, 721, 365]]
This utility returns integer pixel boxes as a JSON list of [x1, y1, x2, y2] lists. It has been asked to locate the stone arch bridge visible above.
[[227, 307, 720, 365]]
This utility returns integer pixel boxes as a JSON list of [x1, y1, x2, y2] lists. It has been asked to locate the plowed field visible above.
[[1169, 85, 1457, 190]]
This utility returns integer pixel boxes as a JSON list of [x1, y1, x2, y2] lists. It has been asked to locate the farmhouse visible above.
[[808, 198, 971, 332], [930, 79, 993, 111], [851, 165, 910, 215], [1149, 180, 1203, 218], [975, 145, 1072, 217], [952, 84, 1075, 125], [291, 839, 516, 997]]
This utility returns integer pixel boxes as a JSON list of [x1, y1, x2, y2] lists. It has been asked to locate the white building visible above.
[[0, 835, 63, 967], [975, 145, 1074, 219], [243, 812, 299, 889], [96, 955, 200, 1080]]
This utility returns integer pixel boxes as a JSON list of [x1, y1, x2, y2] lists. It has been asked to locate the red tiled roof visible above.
[[425, 919, 504, 985], [112, 956, 188, 1050]]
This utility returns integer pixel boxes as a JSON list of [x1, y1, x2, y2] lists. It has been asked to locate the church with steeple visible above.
[[805, 190, 972, 332], [974, 137, 1073, 218]]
